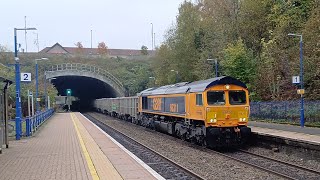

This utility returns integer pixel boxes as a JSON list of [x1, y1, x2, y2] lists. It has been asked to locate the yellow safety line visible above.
[[71, 113, 100, 180]]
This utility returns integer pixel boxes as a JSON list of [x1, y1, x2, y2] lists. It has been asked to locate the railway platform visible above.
[[0, 112, 163, 180], [249, 121, 320, 147]]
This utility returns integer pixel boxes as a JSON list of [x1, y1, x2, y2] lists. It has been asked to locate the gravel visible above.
[[245, 146, 320, 172], [88, 112, 283, 180]]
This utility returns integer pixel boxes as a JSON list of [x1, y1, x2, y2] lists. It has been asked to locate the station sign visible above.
[[36, 98, 41, 102], [292, 76, 300, 84], [21, 73, 31, 82]]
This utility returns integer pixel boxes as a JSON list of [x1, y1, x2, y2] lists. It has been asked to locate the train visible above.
[[93, 76, 251, 147]]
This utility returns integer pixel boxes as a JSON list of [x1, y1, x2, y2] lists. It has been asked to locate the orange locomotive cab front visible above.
[[204, 84, 251, 146]]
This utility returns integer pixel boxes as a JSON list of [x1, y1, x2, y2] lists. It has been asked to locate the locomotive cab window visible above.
[[196, 94, 203, 106], [207, 91, 225, 105], [229, 91, 246, 105], [142, 96, 148, 109]]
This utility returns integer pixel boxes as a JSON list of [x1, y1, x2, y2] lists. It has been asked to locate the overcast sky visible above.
[[0, 0, 184, 52]]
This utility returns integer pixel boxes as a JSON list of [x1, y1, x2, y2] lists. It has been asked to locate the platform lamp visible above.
[[207, 58, 218, 77], [288, 33, 305, 127], [149, 77, 156, 87], [170, 70, 179, 83], [14, 27, 37, 140]]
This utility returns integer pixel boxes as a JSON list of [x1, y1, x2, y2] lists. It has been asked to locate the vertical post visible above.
[[48, 96, 51, 109], [151, 23, 153, 50], [36, 33, 39, 52], [31, 93, 34, 116], [4, 83, 9, 148], [25, 16, 27, 53], [175, 72, 178, 83], [26, 117, 30, 137], [91, 29, 93, 50], [27, 90, 31, 117], [44, 70, 47, 110], [35, 61, 39, 113], [14, 28, 22, 140], [68, 97, 71, 112], [215, 59, 218, 77], [154, 33, 156, 49], [299, 36, 305, 127]]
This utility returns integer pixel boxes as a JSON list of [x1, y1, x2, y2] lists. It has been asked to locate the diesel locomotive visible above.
[[93, 76, 251, 147]]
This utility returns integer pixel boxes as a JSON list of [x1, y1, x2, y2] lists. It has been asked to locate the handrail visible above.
[[46, 63, 124, 93], [25, 109, 55, 137]]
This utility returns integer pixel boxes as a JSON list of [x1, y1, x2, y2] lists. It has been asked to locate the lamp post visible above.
[[35, 58, 48, 113], [288, 33, 304, 127], [14, 27, 37, 140], [207, 58, 218, 77], [44, 70, 47, 110], [170, 70, 179, 83], [151, 23, 154, 50], [149, 76, 156, 87]]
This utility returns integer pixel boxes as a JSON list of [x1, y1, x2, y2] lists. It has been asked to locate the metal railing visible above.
[[7, 109, 55, 137], [25, 109, 54, 137], [250, 101, 320, 123], [47, 63, 124, 93]]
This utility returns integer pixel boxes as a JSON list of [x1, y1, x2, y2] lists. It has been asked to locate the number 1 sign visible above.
[[292, 76, 300, 84], [21, 73, 31, 82]]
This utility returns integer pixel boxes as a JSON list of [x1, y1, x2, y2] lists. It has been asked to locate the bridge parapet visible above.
[[46, 63, 125, 96]]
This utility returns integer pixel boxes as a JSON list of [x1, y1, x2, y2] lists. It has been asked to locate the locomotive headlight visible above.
[[239, 118, 243, 122], [210, 119, 217, 123], [225, 85, 230, 90], [243, 118, 246, 121]]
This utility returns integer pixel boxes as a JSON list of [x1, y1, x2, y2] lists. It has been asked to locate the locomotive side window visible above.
[[196, 94, 203, 106], [142, 96, 148, 109], [229, 91, 246, 105], [207, 91, 225, 105]]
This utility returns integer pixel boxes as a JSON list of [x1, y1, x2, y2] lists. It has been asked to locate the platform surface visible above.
[[249, 121, 320, 145], [0, 112, 162, 180]]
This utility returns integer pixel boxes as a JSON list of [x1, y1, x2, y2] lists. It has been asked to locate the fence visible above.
[[250, 101, 320, 123], [8, 109, 55, 138]]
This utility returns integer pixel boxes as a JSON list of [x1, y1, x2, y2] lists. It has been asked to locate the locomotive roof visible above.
[[138, 76, 247, 96]]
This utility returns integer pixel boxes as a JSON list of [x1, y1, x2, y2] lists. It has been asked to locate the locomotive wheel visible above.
[[202, 139, 207, 147]]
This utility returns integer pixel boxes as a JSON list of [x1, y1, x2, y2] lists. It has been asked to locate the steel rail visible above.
[[89, 112, 318, 180], [237, 149, 320, 176], [210, 150, 298, 180], [84, 113, 205, 180]]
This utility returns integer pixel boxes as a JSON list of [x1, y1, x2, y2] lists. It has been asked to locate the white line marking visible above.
[[80, 113, 165, 180]]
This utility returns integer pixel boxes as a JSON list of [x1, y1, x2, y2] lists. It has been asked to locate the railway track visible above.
[[83, 113, 205, 180], [87, 112, 320, 180], [212, 148, 320, 180]]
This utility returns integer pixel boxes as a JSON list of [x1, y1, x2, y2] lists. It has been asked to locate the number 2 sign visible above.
[[21, 73, 31, 82]]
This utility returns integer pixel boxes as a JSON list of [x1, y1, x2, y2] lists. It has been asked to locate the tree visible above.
[[222, 39, 255, 89], [75, 42, 83, 48], [75, 42, 84, 54], [98, 42, 108, 55], [141, 45, 148, 55]]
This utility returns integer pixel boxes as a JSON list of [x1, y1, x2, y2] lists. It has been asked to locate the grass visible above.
[[8, 121, 27, 137]]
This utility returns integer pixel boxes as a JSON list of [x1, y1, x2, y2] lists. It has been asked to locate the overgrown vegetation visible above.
[[152, 0, 320, 101]]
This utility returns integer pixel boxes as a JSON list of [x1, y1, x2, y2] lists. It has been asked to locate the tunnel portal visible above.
[[45, 63, 126, 111], [51, 76, 117, 111]]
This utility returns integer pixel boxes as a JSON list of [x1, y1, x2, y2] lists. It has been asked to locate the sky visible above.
[[0, 0, 184, 52]]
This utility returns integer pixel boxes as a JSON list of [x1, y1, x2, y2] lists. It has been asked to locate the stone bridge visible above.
[[46, 63, 125, 97]]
